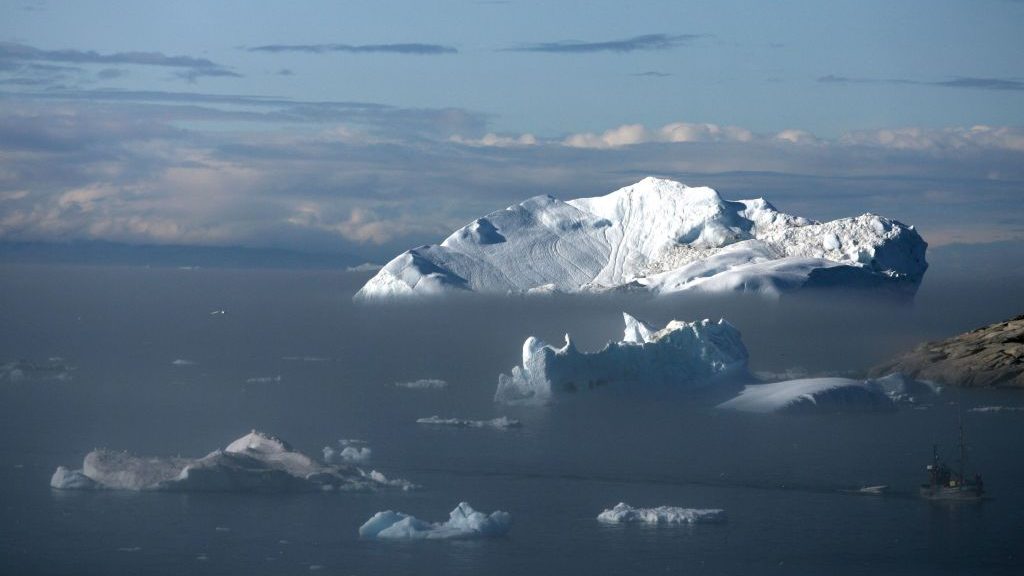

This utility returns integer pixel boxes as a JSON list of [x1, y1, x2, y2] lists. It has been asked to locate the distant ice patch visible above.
[[245, 375, 282, 384], [717, 373, 937, 414], [171, 359, 196, 366], [359, 502, 511, 540], [347, 262, 383, 272], [51, 431, 413, 492], [970, 405, 1024, 413], [1, 358, 74, 382], [597, 503, 726, 524], [416, 416, 522, 429], [395, 378, 449, 390], [495, 312, 748, 404]]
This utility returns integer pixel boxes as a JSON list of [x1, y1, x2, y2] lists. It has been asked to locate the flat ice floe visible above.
[[416, 416, 522, 429], [1, 358, 74, 382], [356, 177, 928, 301], [359, 502, 511, 540], [51, 431, 414, 492], [495, 312, 748, 404], [394, 378, 449, 390], [597, 503, 726, 524], [717, 374, 937, 413]]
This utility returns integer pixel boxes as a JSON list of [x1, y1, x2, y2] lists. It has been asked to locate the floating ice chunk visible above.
[[245, 375, 282, 384], [171, 359, 195, 366], [361, 470, 418, 491], [1, 358, 74, 382], [717, 374, 936, 414], [495, 312, 748, 404], [322, 440, 372, 464], [394, 379, 449, 390], [347, 262, 383, 272], [597, 503, 726, 524], [416, 416, 522, 429], [359, 502, 511, 540], [51, 431, 413, 492], [970, 405, 1024, 413]]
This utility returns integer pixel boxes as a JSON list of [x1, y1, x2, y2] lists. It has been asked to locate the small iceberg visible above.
[[416, 416, 522, 429], [359, 502, 511, 540], [322, 439, 372, 464], [717, 374, 937, 414], [597, 503, 726, 524], [495, 312, 748, 404], [51, 431, 413, 492]]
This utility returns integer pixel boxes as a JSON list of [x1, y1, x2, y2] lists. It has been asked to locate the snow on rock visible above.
[[495, 312, 748, 404], [50, 431, 413, 492], [717, 374, 937, 414], [358, 502, 511, 540], [355, 177, 927, 301], [416, 416, 522, 429], [597, 503, 726, 525]]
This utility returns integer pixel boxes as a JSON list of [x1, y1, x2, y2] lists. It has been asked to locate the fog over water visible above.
[[1, 256, 1022, 575]]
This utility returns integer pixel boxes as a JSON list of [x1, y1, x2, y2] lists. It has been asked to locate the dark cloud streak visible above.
[[0, 42, 239, 81], [503, 33, 702, 54], [819, 74, 1024, 92], [249, 43, 457, 55]]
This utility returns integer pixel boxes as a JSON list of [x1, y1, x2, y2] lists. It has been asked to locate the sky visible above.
[[1, 0, 1022, 261]]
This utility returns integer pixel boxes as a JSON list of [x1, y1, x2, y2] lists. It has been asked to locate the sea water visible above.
[[0, 264, 1021, 575]]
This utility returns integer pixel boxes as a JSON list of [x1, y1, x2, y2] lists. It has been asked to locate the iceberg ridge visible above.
[[356, 177, 927, 300]]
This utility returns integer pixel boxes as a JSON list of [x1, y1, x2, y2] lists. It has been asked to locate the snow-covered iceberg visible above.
[[416, 416, 522, 429], [356, 177, 927, 301], [495, 312, 748, 404], [717, 374, 937, 414], [359, 502, 511, 540], [51, 431, 414, 492], [597, 503, 726, 525]]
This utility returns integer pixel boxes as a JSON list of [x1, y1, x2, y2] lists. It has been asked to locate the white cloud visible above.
[[563, 122, 756, 149], [450, 133, 538, 147], [839, 125, 1024, 152]]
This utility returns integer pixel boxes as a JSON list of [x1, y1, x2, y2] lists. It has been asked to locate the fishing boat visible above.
[[920, 410, 984, 501]]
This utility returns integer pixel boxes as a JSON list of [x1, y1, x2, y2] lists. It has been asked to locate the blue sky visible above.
[[1, 0, 1022, 259]]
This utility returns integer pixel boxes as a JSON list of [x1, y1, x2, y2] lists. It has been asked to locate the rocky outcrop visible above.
[[872, 314, 1024, 388]]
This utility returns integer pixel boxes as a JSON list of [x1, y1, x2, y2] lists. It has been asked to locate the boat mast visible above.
[[958, 396, 967, 483]]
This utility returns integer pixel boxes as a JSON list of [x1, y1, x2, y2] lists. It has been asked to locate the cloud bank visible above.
[[1, 91, 1021, 259]]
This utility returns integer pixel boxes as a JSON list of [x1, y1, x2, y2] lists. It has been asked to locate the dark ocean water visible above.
[[1, 264, 1022, 575]]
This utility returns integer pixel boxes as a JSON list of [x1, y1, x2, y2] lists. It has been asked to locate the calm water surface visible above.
[[1, 264, 1022, 575]]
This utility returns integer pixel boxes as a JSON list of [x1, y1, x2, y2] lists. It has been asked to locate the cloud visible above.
[[819, 74, 1024, 92], [248, 43, 457, 55], [839, 125, 1024, 152], [0, 42, 239, 82], [1, 93, 1022, 257], [450, 133, 537, 147], [503, 33, 702, 54], [562, 122, 755, 149]]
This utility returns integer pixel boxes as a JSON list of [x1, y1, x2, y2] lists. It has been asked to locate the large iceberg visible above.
[[597, 503, 726, 525], [358, 502, 511, 540], [495, 312, 748, 404], [356, 177, 927, 300], [717, 374, 938, 414], [51, 431, 414, 492]]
